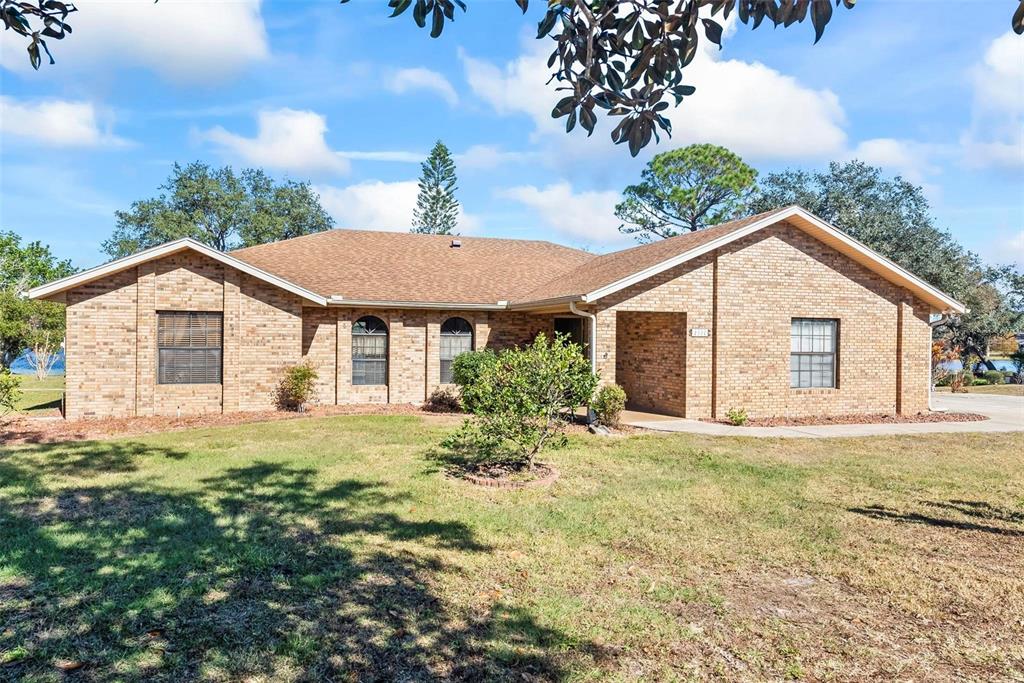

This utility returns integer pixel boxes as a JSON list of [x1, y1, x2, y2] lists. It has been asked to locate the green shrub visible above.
[[0, 368, 21, 417], [450, 349, 498, 412], [725, 407, 748, 426], [276, 362, 318, 411], [443, 333, 597, 470], [424, 387, 461, 413], [1011, 348, 1024, 374], [592, 383, 627, 427], [971, 378, 990, 386], [981, 370, 1004, 385]]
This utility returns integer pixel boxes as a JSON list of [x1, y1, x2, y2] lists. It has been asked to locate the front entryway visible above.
[[614, 311, 687, 417]]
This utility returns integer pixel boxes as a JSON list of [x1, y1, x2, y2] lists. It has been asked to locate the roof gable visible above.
[[515, 206, 966, 314], [28, 239, 328, 305]]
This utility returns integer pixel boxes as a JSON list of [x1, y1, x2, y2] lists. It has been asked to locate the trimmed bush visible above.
[[725, 407, 748, 426], [424, 387, 461, 413], [276, 362, 318, 411], [592, 383, 627, 427]]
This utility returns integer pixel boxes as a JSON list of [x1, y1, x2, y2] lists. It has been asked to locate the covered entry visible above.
[[615, 311, 687, 417]]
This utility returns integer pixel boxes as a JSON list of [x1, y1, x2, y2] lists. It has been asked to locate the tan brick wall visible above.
[[65, 251, 302, 418], [65, 269, 138, 419], [714, 224, 905, 418], [595, 252, 716, 418], [595, 222, 935, 419], [301, 307, 337, 405], [615, 311, 686, 416], [236, 272, 303, 410]]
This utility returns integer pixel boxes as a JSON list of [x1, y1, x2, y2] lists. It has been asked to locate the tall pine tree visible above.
[[411, 140, 459, 234]]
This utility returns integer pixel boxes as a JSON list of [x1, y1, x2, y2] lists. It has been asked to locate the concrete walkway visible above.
[[621, 393, 1024, 438]]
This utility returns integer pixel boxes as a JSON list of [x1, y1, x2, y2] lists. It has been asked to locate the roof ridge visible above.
[[230, 227, 595, 257]]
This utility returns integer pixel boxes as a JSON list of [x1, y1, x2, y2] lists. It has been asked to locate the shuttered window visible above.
[[790, 318, 837, 388], [352, 316, 388, 386], [440, 317, 473, 384], [157, 311, 223, 384]]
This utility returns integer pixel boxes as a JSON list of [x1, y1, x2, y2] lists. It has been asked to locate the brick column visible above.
[[594, 308, 616, 385], [135, 263, 157, 416], [222, 268, 241, 413], [896, 297, 930, 415], [426, 312, 441, 396], [686, 252, 716, 420], [336, 312, 352, 404]]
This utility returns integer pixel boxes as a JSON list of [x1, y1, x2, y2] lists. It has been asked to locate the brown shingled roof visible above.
[[514, 209, 782, 303], [230, 229, 594, 305]]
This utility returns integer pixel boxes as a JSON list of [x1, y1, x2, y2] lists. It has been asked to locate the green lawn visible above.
[[1, 416, 1022, 681], [11, 375, 64, 414]]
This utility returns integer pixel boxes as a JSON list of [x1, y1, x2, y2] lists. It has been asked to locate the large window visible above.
[[157, 311, 223, 384], [352, 316, 388, 386], [440, 317, 473, 384], [790, 318, 837, 388]]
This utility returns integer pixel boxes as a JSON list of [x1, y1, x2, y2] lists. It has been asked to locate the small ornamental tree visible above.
[[445, 333, 597, 471]]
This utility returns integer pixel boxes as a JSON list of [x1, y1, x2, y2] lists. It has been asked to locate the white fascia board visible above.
[[583, 206, 967, 314], [27, 238, 328, 306]]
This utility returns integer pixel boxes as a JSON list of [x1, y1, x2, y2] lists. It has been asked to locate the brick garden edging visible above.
[[460, 464, 560, 489]]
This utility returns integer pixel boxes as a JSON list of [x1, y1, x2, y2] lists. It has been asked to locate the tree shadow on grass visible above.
[[0, 450, 583, 681], [922, 499, 1024, 526], [848, 504, 1024, 537]]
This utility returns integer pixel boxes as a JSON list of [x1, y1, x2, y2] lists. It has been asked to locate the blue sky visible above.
[[1, 0, 1021, 271]]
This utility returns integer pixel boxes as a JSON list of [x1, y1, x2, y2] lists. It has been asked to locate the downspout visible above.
[[569, 301, 598, 425], [569, 301, 597, 373]]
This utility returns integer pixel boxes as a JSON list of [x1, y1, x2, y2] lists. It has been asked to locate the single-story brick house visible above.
[[29, 205, 965, 421]]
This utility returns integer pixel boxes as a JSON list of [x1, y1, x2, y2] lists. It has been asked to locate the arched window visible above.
[[440, 317, 473, 384], [352, 316, 388, 386]]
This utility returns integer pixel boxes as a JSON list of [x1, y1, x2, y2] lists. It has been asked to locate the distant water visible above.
[[940, 359, 1015, 372], [9, 350, 65, 375]]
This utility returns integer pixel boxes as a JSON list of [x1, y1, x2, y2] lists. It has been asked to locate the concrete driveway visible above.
[[621, 392, 1023, 438]]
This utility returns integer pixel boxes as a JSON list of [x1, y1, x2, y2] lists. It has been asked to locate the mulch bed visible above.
[[0, 404, 463, 446], [460, 462, 560, 489], [705, 411, 989, 428]]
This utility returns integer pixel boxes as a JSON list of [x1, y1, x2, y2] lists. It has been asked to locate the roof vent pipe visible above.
[[450, 239, 461, 248]]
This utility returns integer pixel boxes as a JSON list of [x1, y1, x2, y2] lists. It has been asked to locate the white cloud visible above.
[[848, 138, 945, 197], [0, 96, 125, 148], [202, 108, 350, 175], [498, 182, 623, 245], [336, 150, 424, 163], [0, 0, 268, 84], [315, 179, 479, 233], [962, 32, 1024, 169], [1004, 230, 1024, 266], [461, 34, 846, 161], [456, 144, 535, 169], [387, 68, 459, 106]]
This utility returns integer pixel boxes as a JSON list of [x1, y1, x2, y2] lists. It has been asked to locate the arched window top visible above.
[[353, 316, 387, 335], [441, 317, 472, 336]]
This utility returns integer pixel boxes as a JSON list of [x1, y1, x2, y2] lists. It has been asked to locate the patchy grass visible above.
[[935, 384, 1024, 397], [1, 416, 1021, 681], [11, 375, 64, 415]]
